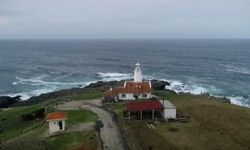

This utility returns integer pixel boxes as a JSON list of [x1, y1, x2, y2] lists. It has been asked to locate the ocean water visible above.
[[0, 39, 250, 107]]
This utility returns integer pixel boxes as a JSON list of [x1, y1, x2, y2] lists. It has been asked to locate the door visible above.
[[58, 121, 63, 130], [134, 95, 138, 99]]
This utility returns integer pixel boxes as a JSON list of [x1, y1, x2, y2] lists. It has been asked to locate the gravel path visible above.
[[57, 99, 125, 150]]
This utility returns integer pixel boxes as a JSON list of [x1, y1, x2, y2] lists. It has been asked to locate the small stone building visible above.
[[46, 112, 67, 134]]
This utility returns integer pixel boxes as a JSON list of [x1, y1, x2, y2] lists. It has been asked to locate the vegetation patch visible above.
[[71, 91, 102, 100], [104, 92, 250, 150], [46, 131, 99, 150], [0, 104, 44, 141], [21, 108, 45, 121], [66, 110, 98, 126]]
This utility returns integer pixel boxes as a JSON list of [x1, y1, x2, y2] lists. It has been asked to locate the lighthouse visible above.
[[133, 63, 143, 82], [104, 62, 152, 101]]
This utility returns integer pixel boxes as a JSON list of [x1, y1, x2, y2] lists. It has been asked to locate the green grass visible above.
[[46, 131, 99, 150], [2, 130, 99, 150], [0, 104, 44, 141], [1, 108, 99, 149], [66, 110, 98, 126], [103, 102, 124, 116], [72, 91, 102, 100], [154, 92, 250, 150], [105, 92, 250, 150]]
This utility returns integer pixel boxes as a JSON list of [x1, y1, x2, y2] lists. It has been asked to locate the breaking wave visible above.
[[228, 96, 250, 107], [10, 76, 96, 100], [13, 76, 88, 87], [165, 80, 208, 95], [6, 72, 250, 108], [165, 79, 250, 108], [97, 72, 132, 81], [6, 88, 56, 100], [10, 72, 133, 100]]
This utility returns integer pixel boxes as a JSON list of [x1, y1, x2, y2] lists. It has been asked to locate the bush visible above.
[[34, 108, 45, 119], [20, 108, 45, 121], [21, 114, 35, 121]]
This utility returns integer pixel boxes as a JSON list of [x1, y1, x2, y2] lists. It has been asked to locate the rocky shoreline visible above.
[[0, 79, 171, 108], [0, 80, 230, 108]]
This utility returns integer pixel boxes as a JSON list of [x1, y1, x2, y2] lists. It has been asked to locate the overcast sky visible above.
[[0, 0, 250, 39]]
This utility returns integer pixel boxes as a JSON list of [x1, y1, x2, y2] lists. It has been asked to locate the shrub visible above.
[[34, 108, 45, 119], [20, 108, 45, 121], [21, 114, 35, 121]]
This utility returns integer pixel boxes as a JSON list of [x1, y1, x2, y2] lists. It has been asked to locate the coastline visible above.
[[1, 79, 235, 108]]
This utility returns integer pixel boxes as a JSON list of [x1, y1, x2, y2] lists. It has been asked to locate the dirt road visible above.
[[57, 99, 125, 150]]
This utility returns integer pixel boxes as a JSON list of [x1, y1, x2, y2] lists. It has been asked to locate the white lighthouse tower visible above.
[[133, 63, 143, 82]]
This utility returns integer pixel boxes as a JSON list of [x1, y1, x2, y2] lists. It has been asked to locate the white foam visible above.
[[97, 72, 132, 81], [6, 87, 57, 100], [6, 93, 31, 100], [8, 73, 250, 108], [10, 76, 99, 100], [13, 76, 87, 86], [165, 80, 208, 95], [165, 79, 250, 108], [97, 72, 131, 77], [227, 96, 250, 107]]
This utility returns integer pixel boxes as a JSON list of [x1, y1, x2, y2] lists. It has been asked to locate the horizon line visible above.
[[0, 38, 250, 40]]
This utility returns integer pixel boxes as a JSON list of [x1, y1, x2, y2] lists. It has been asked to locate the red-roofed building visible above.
[[104, 63, 152, 101], [125, 100, 176, 120], [125, 100, 164, 112], [46, 112, 67, 134]]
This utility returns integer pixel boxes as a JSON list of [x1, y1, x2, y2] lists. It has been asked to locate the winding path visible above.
[[57, 99, 125, 150]]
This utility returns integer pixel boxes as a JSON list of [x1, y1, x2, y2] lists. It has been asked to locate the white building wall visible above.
[[160, 100, 176, 119], [134, 63, 143, 82], [146, 93, 152, 99], [163, 109, 176, 119], [118, 93, 135, 100], [118, 93, 152, 100], [48, 120, 66, 134]]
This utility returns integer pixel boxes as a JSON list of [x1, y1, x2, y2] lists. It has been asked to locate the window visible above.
[[143, 94, 147, 98], [121, 94, 126, 98]]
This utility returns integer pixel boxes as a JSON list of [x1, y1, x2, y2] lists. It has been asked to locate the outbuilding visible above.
[[46, 112, 67, 134], [125, 100, 176, 120], [125, 100, 164, 120], [160, 100, 176, 119]]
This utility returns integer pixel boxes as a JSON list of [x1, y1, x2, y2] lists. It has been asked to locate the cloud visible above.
[[0, 0, 249, 39], [0, 17, 10, 27]]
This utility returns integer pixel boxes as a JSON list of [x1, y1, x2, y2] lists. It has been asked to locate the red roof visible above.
[[104, 81, 151, 97], [46, 112, 67, 121], [104, 87, 124, 97], [125, 100, 164, 112], [124, 81, 151, 94]]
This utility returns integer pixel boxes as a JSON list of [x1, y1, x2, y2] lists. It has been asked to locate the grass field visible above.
[[0, 104, 44, 141], [66, 110, 98, 126], [71, 90, 102, 100], [1, 107, 99, 150], [1, 130, 99, 150], [104, 92, 250, 150], [46, 131, 99, 150]]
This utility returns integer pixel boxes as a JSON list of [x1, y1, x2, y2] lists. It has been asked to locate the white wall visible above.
[[48, 120, 66, 134], [163, 109, 176, 119], [118, 93, 134, 100], [118, 93, 152, 100]]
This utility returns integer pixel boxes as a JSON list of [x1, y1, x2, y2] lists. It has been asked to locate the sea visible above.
[[0, 39, 250, 107]]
